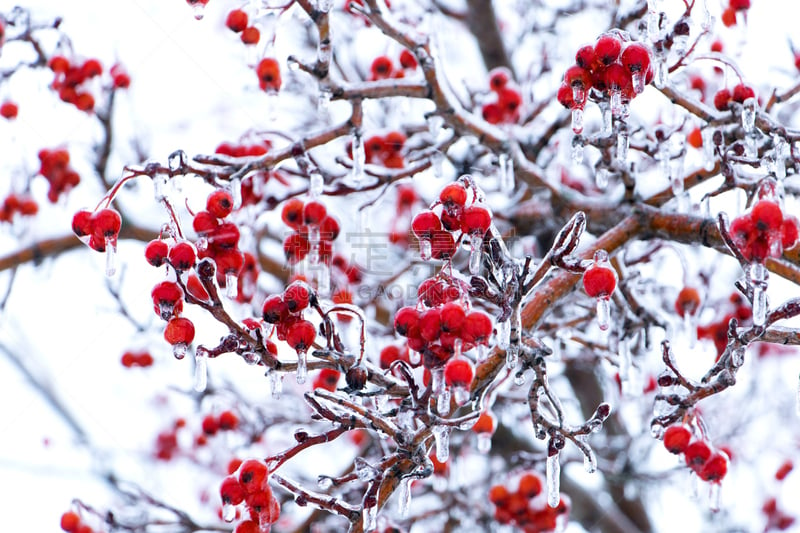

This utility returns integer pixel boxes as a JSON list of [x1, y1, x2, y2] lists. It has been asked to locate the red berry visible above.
[[430, 230, 456, 260], [164, 317, 195, 345], [482, 103, 503, 124], [208, 222, 240, 249], [781, 216, 799, 249], [517, 472, 543, 498], [256, 58, 282, 92], [462, 311, 492, 345], [497, 87, 522, 115], [284, 281, 311, 313], [394, 306, 421, 338], [674, 287, 701, 318], [383, 131, 406, 153], [751, 199, 783, 232], [303, 200, 327, 225], [721, 7, 737, 27], [91, 208, 122, 238], [439, 302, 466, 333], [74, 92, 95, 112], [49, 55, 70, 74], [460, 205, 492, 236], [281, 198, 305, 229], [729, 0, 750, 10], [286, 319, 316, 351], [202, 414, 219, 435], [557, 83, 575, 109], [262, 294, 287, 323], [604, 63, 630, 92], [0, 101, 18, 120], [488, 67, 511, 91], [313, 368, 341, 391], [444, 357, 473, 387], [234, 520, 260, 533], [219, 410, 239, 430], [732, 83, 755, 103], [319, 215, 340, 241], [575, 45, 596, 69], [399, 49, 418, 70], [207, 190, 234, 218], [582, 264, 617, 299], [439, 183, 468, 207], [72, 209, 94, 238], [411, 211, 442, 240], [193, 211, 220, 235], [687, 127, 703, 149], [226, 9, 249, 32], [238, 459, 269, 494], [472, 411, 496, 434], [564, 65, 591, 90], [698, 451, 729, 482], [662, 424, 692, 454], [145, 239, 170, 267], [775, 459, 793, 481], [418, 308, 442, 342], [684, 440, 712, 469], [152, 281, 184, 319], [370, 55, 394, 80], [80, 58, 102, 79], [283, 232, 310, 263], [620, 43, 652, 74], [220, 476, 246, 505], [379, 345, 406, 369], [240, 27, 260, 45], [168, 242, 197, 271], [488, 484, 510, 506], [60, 511, 81, 532], [594, 34, 622, 65]]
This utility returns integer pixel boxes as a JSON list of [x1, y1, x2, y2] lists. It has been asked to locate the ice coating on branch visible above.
[[546, 452, 561, 508], [351, 132, 365, 185], [583, 446, 598, 474], [742, 97, 757, 133], [596, 298, 611, 331], [616, 130, 629, 162], [708, 482, 721, 512], [310, 171, 324, 198], [750, 262, 768, 326], [362, 503, 377, 532], [432, 424, 450, 462], [225, 272, 238, 299], [496, 319, 510, 350], [268, 370, 283, 399], [105, 237, 117, 277], [498, 152, 514, 193], [571, 107, 584, 134], [397, 477, 411, 517], [469, 234, 483, 274], [296, 349, 308, 384], [571, 136, 584, 165], [194, 348, 208, 392], [595, 168, 609, 191]]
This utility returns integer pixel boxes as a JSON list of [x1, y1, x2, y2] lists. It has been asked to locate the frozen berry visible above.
[[583, 264, 617, 299]]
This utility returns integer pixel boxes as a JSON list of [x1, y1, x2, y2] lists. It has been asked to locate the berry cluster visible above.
[[558, 34, 653, 127], [47, 55, 129, 112], [721, 0, 750, 27], [262, 280, 317, 355], [0, 193, 38, 223], [219, 459, 281, 531], [662, 424, 729, 484], [224, 7, 260, 45], [150, 280, 195, 354], [713, 83, 756, 111], [60, 510, 100, 533], [411, 180, 492, 261], [0, 100, 18, 120], [200, 410, 239, 440], [489, 472, 570, 532], [481, 67, 523, 125], [280, 198, 340, 265], [393, 286, 492, 372], [763, 497, 796, 531], [39, 147, 80, 203], [368, 49, 418, 81], [72, 207, 122, 253], [120, 350, 154, 368], [359, 131, 406, 169], [729, 198, 799, 263]]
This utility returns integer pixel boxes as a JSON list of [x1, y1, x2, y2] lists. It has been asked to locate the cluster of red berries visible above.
[[224, 8, 260, 45], [0, 193, 38, 223], [713, 83, 756, 111], [280, 198, 340, 265], [0, 100, 18, 120], [393, 286, 492, 371], [262, 280, 317, 354], [697, 292, 752, 358], [763, 497, 796, 531], [729, 198, 799, 263], [662, 424, 729, 483], [120, 350, 154, 368], [200, 410, 239, 437], [192, 189, 251, 290], [149, 279, 195, 351], [219, 459, 281, 532], [721, 0, 750, 27], [411, 180, 492, 261], [60, 510, 101, 533], [489, 472, 570, 532], [47, 55, 129, 112], [481, 67, 523, 125], [368, 49, 418, 81], [39, 147, 80, 203], [72, 207, 122, 253], [558, 34, 653, 117], [357, 131, 406, 169]]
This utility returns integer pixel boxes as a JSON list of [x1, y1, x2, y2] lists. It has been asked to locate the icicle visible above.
[[506, 307, 521, 370], [267, 370, 283, 400], [599, 101, 612, 136], [476, 432, 492, 453], [154, 175, 168, 201], [650, 420, 665, 438], [225, 272, 238, 299], [420, 238, 432, 260], [453, 338, 462, 359], [173, 343, 188, 360], [775, 137, 787, 180], [684, 311, 697, 348], [296, 350, 308, 384], [437, 386, 451, 414], [453, 385, 470, 406], [616, 130, 629, 163], [476, 344, 488, 363], [194, 348, 208, 392], [168, 149, 187, 172], [496, 319, 510, 349], [222, 503, 236, 522], [708, 482, 721, 512], [571, 106, 584, 135], [397, 478, 411, 517], [619, 336, 631, 390], [571, 136, 584, 165], [408, 349, 420, 366], [428, 115, 445, 141], [546, 453, 561, 508], [646, 0, 660, 39], [468, 234, 483, 274], [432, 425, 450, 462], [654, 52, 668, 88], [355, 458, 375, 481], [317, 39, 331, 66], [229, 177, 242, 209], [731, 346, 745, 368], [362, 503, 377, 532], [583, 448, 597, 474], [498, 153, 514, 193], [750, 262, 768, 326], [191, 2, 206, 20], [595, 168, 610, 191], [702, 128, 716, 170], [741, 97, 757, 133], [351, 132, 366, 185], [610, 90, 623, 118], [104, 238, 117, 277], [631, 71, 645, 95]]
